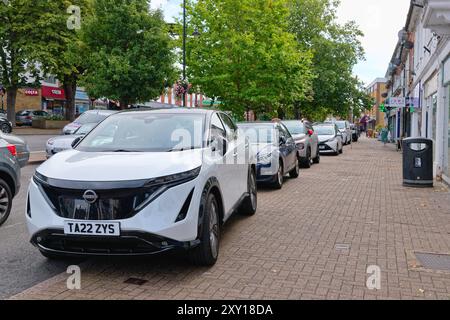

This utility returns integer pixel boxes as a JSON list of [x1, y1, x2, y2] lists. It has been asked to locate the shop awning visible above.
[[41, 86, 66, 100]]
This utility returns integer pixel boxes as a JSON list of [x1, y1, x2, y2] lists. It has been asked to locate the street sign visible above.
[[387, 97, 405, 108]]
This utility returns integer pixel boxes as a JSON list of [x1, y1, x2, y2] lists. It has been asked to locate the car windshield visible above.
[[336, 121, 346, 129], [238, 125, 276, 144], [282, 122, 305, 135], [75, 123, 98, 135], [75, 112, 109, 125], [314, 126, 335, 135], [76, 113, 205, 152]]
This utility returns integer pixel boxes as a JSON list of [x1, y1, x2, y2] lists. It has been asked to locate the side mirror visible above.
[[71, 136, 82, 148], [211, 136, 227, 156]]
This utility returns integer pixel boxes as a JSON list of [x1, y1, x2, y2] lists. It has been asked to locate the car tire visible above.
[[1, 123, 12, 134], [238, 167, 257, 216], [272, 160, 284, 189], [289, 156, 299, 178], [313, 149, 320, 164], [339, 144, 343, 154], [0, 179, 12, 227], [189, 193, 220, 266], [300, 148, 312, 168]]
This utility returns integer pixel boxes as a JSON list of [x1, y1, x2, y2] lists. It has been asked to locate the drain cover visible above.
[[415, 253, 450, 272], [124, 278, 148, 286], [335, 244, 351, 251]]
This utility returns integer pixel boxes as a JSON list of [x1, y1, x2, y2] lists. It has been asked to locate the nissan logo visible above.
[[83, 190, 98, 204]]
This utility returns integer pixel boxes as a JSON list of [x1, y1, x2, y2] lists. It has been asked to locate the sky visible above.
[[151, 0, 412, 87]]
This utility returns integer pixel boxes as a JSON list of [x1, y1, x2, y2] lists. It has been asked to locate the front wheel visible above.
[[0, 179, 13, 227], [313, 148, 320, 164], [272, 161, 284, 189], [300, 149, 312, 168], [1, 123, 12, 134], [238, 168, 257, 216], [189, 193, 220, 266], [289, 157, 299, 178]]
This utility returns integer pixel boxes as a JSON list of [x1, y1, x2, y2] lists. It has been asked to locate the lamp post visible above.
[[183, 0, 187, 108]]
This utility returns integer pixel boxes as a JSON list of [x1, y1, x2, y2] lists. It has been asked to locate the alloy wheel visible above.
[[0, 187, 10, 221], [1, 124, 10, 134], [249, 171, 257, 210], [209, 200, 220, 259]]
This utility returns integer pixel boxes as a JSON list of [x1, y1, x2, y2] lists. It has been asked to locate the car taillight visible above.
[[7, 144, 17, 157], [26, 116, 32, 120]]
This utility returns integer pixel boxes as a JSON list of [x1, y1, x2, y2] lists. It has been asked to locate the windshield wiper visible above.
[[167, 146, 197, 152]]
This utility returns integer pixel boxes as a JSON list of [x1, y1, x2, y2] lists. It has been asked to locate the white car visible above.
[[27, 109, 257, 266], [46, 123, 98, 158], [314, 124, 344, 155], [62, 110, 118, 135], [335, 120, 352, 145]]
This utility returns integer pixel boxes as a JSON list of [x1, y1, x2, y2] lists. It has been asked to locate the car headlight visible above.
[[257, 152, 273, 164], [297, 142, 305, 150]]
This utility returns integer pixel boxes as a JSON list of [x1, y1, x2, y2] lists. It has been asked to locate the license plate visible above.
[[319, 145, 326, 150], [64, 221, 120, 236]]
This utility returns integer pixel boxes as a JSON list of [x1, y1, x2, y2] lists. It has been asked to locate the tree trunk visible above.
[[120, 98, 129, 110], [63, 75, 77, 122], [6, 87, 18, 127], [294, 102, 301, 120]]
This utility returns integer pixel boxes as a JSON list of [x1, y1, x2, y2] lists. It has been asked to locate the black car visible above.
[[0, 114, 12, 134], [238, 122, 299, 189]]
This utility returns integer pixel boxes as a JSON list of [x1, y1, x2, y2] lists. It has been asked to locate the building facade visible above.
[[383, 0, 450, 183], [366, 78, 387, 128]]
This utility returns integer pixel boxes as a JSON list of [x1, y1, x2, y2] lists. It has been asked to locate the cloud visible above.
[[337, 0, 411, 85]]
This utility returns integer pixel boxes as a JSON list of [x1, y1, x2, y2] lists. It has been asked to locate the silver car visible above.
[[335, 120, 352, 145], [62, 110, 118, 135], [283, 120, 320, 168], [15, 110, 49, 126], [47, 123, 98, 157], [314, 124, 344, 155]]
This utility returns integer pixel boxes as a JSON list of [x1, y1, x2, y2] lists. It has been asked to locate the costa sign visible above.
[[24, 89, 39, 96]]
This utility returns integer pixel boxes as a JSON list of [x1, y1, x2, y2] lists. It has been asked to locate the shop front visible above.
[[75, 89, 90, 115], [41, 85, 66, 115]]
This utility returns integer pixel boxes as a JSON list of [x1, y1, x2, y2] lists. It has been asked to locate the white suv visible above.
[[26, 109, 257, 266]]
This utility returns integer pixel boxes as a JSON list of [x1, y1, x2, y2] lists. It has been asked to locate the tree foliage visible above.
[[289, 0, 371, 121], [185, 0, 314, 120], [0, 0, 68, 124], [81, 0, 176, 108]]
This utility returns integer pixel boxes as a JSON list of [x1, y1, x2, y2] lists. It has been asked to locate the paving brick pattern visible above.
[[10, 138, 450, 300]]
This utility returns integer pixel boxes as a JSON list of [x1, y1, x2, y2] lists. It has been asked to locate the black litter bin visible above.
[[402, 138, 433, 188]]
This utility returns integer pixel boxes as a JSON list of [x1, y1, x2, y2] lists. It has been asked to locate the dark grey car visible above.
[[0, 133, 30, 167], [16, 110, 49, 126], [0, 138, 21, 226]]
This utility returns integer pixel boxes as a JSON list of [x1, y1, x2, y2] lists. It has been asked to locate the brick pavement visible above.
[[9, 137, 450, 300]]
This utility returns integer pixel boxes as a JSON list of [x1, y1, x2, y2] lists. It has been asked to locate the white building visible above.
[[409, 0, 450, 184]]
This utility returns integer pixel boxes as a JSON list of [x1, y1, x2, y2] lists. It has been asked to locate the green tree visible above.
[[81, 0, 176, 108], [41, 0, 93, 121], [289, 0, 366, 121], [185, 0, 314, 120], [0, 0, 67, 125]]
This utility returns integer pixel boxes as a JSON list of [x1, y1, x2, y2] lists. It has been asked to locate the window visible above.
[[210, 113, 226, 140], [219, 113, 237, 140]]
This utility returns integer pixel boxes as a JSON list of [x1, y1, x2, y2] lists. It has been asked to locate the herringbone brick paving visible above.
[[10, 137, 450, 300]]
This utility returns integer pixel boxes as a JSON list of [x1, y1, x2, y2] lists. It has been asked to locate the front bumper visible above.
[[256, 162, 278, 183], [26, 176, 202, 254], [32, 229, 200, 257], [318, 140, 338, 154]]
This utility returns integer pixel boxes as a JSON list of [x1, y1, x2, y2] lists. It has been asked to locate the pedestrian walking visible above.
[[381, 126, 388, 146]]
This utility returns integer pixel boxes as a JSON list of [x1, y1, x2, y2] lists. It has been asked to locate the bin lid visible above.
[[403, 137, 433, 143]]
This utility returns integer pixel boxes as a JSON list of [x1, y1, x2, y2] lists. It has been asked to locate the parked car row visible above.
[[0, 107, 358, 266]]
